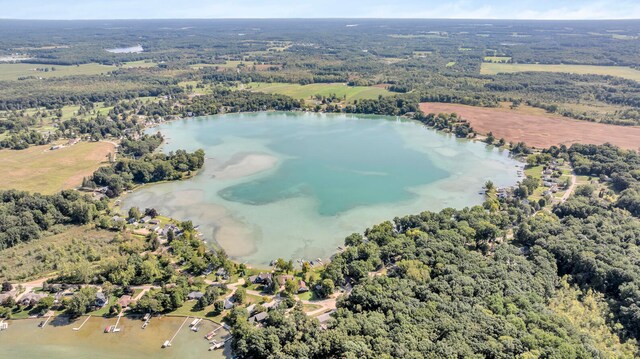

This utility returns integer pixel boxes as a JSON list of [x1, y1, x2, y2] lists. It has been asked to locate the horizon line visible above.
[[1, 17, 639, 22]]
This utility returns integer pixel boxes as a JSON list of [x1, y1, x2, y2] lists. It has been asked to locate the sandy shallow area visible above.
[[210, 152, 278, 180]]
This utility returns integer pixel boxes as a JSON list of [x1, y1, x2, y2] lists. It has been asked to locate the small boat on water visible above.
[[162, 340, 171, 348], [104, 326, 113, 333]]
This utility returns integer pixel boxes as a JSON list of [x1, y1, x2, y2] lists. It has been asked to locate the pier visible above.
[[142, 313, 151, 329], [162, 316, 189, 348], [73, 315, 91, 331], [39, 314, 53, 329]]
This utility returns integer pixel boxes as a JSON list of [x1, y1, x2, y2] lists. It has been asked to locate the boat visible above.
[[104, 326, 113, 333], [162, 340, 171, 348], [204, 330, 216, 340]]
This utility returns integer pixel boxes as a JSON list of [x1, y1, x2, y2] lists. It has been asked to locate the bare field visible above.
[[420, 103, 640, 150], [0, 141, 115, 194], [480, 63, 640, 81]]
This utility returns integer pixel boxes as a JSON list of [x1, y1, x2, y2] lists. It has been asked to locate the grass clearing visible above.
[[244, 82, 392, 102], [446, 62, 456, 67], [0, 63, 116, 81], [480, 63, 640, 81], [0, 226, 120, 281], [0, 141, 115, 194]]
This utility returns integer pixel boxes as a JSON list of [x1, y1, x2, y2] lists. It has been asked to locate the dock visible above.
[[39, 314, 53, 329], [0, 320, 7, 331], [190, 318, 202, 332], [162, 316, 189, 349], [142, 313, 151, 329], [204, 324, 222, 340], [73, 315, 91, 331], [112, 314, 122, 333]]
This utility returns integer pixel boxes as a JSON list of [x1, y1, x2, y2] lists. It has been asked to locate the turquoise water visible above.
[[123, 112, 521, 265]]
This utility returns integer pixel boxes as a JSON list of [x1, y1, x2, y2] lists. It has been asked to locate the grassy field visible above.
[[0, 141, 115, 194], [480, 63, 640, 81], [244, 82, 392, 102], [0, 63, 117, 81], [0, 226, 119, 281], [246, 82, 391, 101]]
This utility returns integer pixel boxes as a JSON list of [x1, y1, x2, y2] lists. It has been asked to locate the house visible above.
[[276, 275, 294, 287], [112, 216, 125, 224], [187, 291, 204, 300], [250, 272, 273, 285], [248, 312, 269, 324], [20, 292, 46, 306], [118, 295, 133, 308], [95, 292, 108, 307], [216, 268, 229, 280], [223, 298, 235, 310], [298, 280, 309, 293], [0, 291, 15, 305], [148, 219, 160, 225]]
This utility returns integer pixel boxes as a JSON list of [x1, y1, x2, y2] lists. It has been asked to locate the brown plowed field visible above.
[[420, 103, 640, 150]]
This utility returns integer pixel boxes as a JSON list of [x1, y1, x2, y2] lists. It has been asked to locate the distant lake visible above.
[[106, 44, 144, 53], [123, 112, 521, 266]]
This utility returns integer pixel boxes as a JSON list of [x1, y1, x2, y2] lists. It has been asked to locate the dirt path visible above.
[[561, 173, 578, 203]]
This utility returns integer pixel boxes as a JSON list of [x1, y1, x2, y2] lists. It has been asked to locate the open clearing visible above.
[[480, 63, 640, 81], [420, 102, 640, 150], [0, 226, 119, 281], [0, 141, 115, 194], [245, 82, 392, 101], [0, 63, 117, 81]]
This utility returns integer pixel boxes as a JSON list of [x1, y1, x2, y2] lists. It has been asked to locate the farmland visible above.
[[480, 63, 640, 81], [420, 102, 640, 150], [0, 141, 115, 194], [0, 62, 117, 81], [244, 82, 392, 102]]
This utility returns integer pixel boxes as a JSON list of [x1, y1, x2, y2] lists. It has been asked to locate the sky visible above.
[[0, 0, 639, 20]]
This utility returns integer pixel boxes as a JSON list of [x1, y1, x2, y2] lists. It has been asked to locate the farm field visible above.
[[420, 102, 640, 150], [480, 63, 640, 81], [244, 82, 392, 101], [0, 62, 117, 81], [0, 141, 115, 194]]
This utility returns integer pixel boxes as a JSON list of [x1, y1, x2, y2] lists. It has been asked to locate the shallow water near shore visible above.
[[0, 316, 231, 358], [123, 112, 521, 265]]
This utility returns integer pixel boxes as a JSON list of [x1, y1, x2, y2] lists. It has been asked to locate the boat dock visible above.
[[39, 314, 53, 329], [142, 313, 151, 329], [190, 318, 202, 332], [73, 315, 91, 331], [112, 314, 122, 333], [162, 316, 189, 348], [204, 324, 222, 340]]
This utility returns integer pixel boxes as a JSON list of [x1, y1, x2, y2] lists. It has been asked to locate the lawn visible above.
[[0, 62, 116, 81], [480, 63, 640, 81], [0, 141, 115, 194], [244, 82, 392, 102]]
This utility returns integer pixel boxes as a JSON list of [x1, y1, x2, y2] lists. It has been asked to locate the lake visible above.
[[122, 112, 522, 266], [0, 316, 231, 358], [106, 44, 144, 53]]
